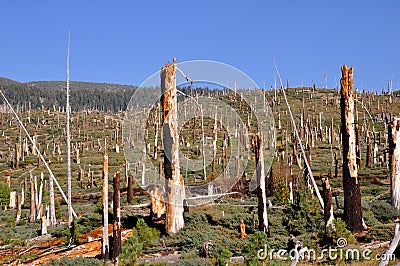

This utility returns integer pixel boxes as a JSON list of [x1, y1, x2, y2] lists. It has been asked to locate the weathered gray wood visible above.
[[255, 132, 269, 234], [102, 153, 109, 259], [378, 223, 400, 266], [161, 58, 185, 234], [389, 117, 400, 209]]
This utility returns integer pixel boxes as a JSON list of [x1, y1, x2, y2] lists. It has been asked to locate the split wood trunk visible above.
[[102, 153, 109, 259], [340, 65, 363, 233], [255, 132, 269, 234], [30, 174, 35, 223], [389, 117, 400, 209], [16, 194, 22, 222], [322, 178, 334, 233], [161, 58, 185, 234], [112, 171, 122, 260], [49, 174, 57, 226]]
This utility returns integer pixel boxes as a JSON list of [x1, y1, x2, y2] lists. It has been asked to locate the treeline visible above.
[[0, 78, 136, 112]]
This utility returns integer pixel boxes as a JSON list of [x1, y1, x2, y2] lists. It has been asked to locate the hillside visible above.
[[0, 77, 137, 112], [0, 83, 400, 265]]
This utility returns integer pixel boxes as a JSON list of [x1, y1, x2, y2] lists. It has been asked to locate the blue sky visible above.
[[0, 1, 399, 91]]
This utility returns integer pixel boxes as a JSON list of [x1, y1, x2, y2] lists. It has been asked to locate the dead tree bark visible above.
[[161, 58, 185, 234], [112, 171, 122, 260], [102, 153, 110, 259], [378, 223, 400, 266], [41, 215, 47, 235], [340, 65, 363, 233], [389, 117, 400, 209], [49, 173, 57, 226], [255, 132, 269, 234], [212, 113, 218, 174], [16, 194, 22, 222], [29, 174, 35, 223], [66, 35, 73, 228], [366, 133, 372, 168], [127, 178, 134, 205], [322, 178, 334, 233], [9, 191, 16, 209]]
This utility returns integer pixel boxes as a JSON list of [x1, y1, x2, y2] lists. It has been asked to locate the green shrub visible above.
[[170, 258, 212, 266], [364, 224, 396, 242], [272, 181, 290, 205], [216, 248, 232, 266], [0, 182, 10, 206], [120, 218, 160, 265], [326, 218, 355, 245], [368, 200, 400, 223], [42, 256, 101, 266], [243, 231, 267, 265]]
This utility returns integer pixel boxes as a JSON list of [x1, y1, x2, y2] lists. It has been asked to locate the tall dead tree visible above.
[[322, 178, 334, 233], [29, 173, 35, 223], [112, 171, 122, 260], [49, 174, 57, 226], [340, 65, 363, 233], [102, 153, 110, 259], [255, 132, 269, 234], [66, 33, 73, 228], [161, 58, 185, 234], [389, 117, 400, 209], [126, 161, 134, 203]]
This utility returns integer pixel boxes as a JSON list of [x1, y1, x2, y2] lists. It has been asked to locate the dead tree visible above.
[[366, 133, 372, 168], [340, 65, 363, 233], [161, 58, 185, 234], [16, 194, 22, 222], [322, 178, 334, 233], [49, 173, 57, 226], [255, 132, 269, 234], [29, 174, 35, 223], [66, 34, 73, 228], [102, 153, 110, 259], [378, 223, 400, 266], [112, 171, 122, 260], [127, 161, 134, 204], [389, 117, 400, 209]]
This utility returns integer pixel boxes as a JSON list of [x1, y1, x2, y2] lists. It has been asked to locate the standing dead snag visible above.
[[66, 34, 73, 228], [102, 153, 110, 259], [255, 132, 269, 234], [322, 178, 334, 233], [340, 65, 363, 233], [161, 58, 185, 234], [112, 171, 122, 260], [389, 117, 400, 209]]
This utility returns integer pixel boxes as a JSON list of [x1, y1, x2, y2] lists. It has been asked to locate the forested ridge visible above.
[[0, 77, 137, 112]]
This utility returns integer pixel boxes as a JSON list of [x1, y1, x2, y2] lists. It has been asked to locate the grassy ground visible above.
[[0, 87, 400, 265]]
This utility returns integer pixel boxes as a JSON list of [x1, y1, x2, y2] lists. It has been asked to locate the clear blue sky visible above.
[[1, 1, 399, 91]]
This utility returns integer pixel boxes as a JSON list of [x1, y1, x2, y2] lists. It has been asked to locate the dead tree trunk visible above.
[[161, 58, 185, 234], [322, 178, 334, 233], [366, 133, 372, 168], [389, 117, 400, 209], [66, 36, 73, 228], [102, 153, 110, 259], [255, 132, 269, 234], [29, 174, 35, 223], [16, 194, 22, 222], [49, 174, 57, 226], [127, 162, 134, 204], [340, 65, 363, 233], [112, 171, 122, 260]]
